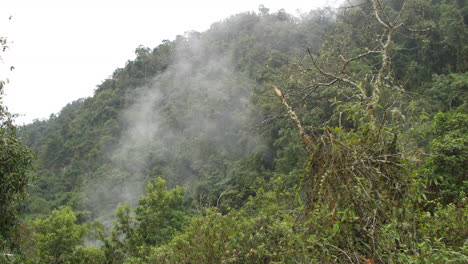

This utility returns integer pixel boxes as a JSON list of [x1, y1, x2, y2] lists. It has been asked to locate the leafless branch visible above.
[[326, 243, 358, 264], [371, 0, 390, 28], [339, 0, 371, 10], [299, 79, 339, 102], [339, 48, 381, 75], [307, 48, 367, 97], [392, 0, 407, 27], [257, 114, 282, 127], [401, 23, 432, 33], [273, 85, 314, 152]]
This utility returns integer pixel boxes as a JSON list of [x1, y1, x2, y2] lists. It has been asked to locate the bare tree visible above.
[[271, 1, 427, 261]]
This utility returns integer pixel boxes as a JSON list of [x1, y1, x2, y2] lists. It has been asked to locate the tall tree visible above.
[[0, 32, 34, 251]]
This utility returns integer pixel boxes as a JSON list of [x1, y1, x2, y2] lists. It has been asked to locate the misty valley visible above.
[[1, 1, 467, 263]]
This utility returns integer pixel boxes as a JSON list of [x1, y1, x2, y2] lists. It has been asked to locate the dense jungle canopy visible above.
[[1, 0, 467, 263]]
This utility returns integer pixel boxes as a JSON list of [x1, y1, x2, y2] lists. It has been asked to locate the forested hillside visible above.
[[19, 7, 329, 224], [1, 0, 467, 263]]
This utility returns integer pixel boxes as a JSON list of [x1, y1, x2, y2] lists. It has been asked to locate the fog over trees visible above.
[[1, 0, 467, 263]]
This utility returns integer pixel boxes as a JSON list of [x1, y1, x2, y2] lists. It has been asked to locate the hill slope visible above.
[[15, 1, 467, 263], [21, 9, 330, 222]]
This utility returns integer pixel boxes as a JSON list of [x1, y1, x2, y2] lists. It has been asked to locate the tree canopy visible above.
[[6, 1, 468, 263]]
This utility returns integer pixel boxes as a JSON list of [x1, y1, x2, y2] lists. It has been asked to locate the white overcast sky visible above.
[[1, 0, 337, 124]]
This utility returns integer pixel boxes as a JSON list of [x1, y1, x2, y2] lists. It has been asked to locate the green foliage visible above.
[[135, 178, 187, 245], [0, 33, 35, 251], [145, 208, 308, 264], [72, 246, 106, 264], [98, 179, 188, 263], [109, 202, 137, 261], [425, 73, 468, 112], [374, 200, 468, 263], [416, 201, 467, 255], [0, 116, 34, 248], [438, 1, 467, 73], [12, 2, 468, 263], [423, 112, 468, 204], [19, 7, 330, 222], [33, 207, 88, 264]]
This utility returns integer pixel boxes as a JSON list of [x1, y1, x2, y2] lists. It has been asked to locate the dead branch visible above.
[[273, 85, 314, 152], [371, 0, 390, 28], [339, 48, 381, 75], [370, 0, 411, 103], [299, 78, 339, 102], [339, 0, 371, 10], [307, 48, 367, 97]]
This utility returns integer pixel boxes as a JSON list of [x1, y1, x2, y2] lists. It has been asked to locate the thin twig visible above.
[[307, 47, 367, 97]]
